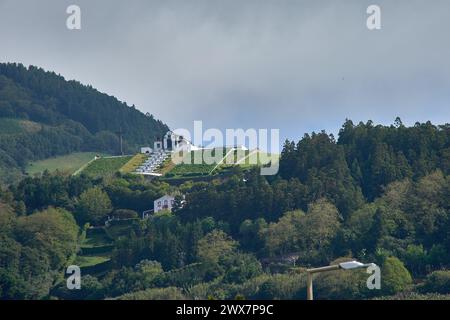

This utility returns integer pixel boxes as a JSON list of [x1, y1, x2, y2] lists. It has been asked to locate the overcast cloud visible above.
[[1, 0, 449, 140]]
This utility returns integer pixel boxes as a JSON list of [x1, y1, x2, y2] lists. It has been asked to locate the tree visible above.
[[262, 210, 304, 257], [419, 270, 450, 294], [239, 218, 267, 252], [403, 244, 428, 277], [76, 187, 112, 224], [298, 199, 341, 264], [222, 253, 263, 284], [15, 207, 79, 269], [135, 260, 164, 287], [197, 230, 237, 264], [381, 256, 413, 295]]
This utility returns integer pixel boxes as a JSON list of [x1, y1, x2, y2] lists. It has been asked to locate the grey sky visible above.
[[1, 0, 449, 141]]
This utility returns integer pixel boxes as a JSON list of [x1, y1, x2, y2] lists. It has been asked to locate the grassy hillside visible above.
[[68, 149, 279, 179], [0, 63, 169, 185], [26, 152, 108, 176], [164, 148, 278, 178], [82, 156, 133, 177]]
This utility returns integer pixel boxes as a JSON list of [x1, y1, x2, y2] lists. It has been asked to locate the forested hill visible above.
[[279, 119, 450, 209], [0, 63, 169, 184]]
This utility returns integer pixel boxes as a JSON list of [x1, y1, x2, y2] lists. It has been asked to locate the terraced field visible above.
[[75, 222, 137, 274], [82, 155, 133, 177], [119, 153, 148, 173], [76, 228, 114, 272]]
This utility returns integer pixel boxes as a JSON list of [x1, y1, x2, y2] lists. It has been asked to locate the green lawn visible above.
[[164, 148, 279, 178], [26, 152, 107, 176], [82, 155, 133, 177], [81, 230, 113, 248], [168, 163, 216, 177], [74, 255, 111, 268]]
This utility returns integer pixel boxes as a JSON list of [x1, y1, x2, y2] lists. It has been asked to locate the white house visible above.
[[154, 195, 176, 213], [174, 139, 200, 153], [164, 131, 200, 153], [140, 147, 152, 154]]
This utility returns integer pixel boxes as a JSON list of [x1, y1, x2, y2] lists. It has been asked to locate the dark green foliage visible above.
[[52, 275, 105, 300], [279, 132, 365, 216], [102, 260, 164, 297], [0, 63, 168, 185], [112, 209, 139, 220], [419, 270, 450, 294], [313, 258, 373, 300], [338, 119, 450, 199], [222, 253, 263, 284], [0, 205, 79, 299], [118, 287, 186, 300], [1, 118, 450, 300]]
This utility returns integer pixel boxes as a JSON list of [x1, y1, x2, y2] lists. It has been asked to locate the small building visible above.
[[164, 131, 200, 153], [174, 139, 200, 153], [154, 195, 175, 213], [141, 147, 152, 154]]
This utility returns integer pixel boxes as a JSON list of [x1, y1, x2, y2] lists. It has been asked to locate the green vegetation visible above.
[[0, 63, 168, 185], [167, 148, 229, 177], [1, 119, 450, 300], [419, 270, 450, 294], [119, 287, 186, 300], [82, 156, 133, 177], [119, 153, 148, 173], [167, 163, 216, 177], [381, 257, 413, 295], [26, 152, 107, 176], [164, 148, 276, 178], [0, 118, 41, 135], [75, 188, 112, 225], [75, 255, 111, 268], [0, 206, 78, 299], [81, 231, 112, 249]]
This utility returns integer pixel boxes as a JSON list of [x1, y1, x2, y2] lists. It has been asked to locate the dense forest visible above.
[[0, 63, 169, 184], [1, 119, 450, 300]]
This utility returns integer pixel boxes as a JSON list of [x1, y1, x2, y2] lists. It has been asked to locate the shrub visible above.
[[381, 257, 413, 295], [118, 287, 186, 300], [420, 270, 450, 294], [249, 273, 306, 300], [112, 209, 139, 220]]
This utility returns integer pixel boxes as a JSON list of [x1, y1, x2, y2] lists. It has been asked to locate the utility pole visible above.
[[116, 127, 124, 156]]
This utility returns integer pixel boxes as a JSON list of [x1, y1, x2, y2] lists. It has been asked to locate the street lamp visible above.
[[306, 260, 376, 300]]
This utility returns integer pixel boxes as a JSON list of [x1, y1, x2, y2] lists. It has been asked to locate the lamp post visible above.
[[306, 260, 376, 300]]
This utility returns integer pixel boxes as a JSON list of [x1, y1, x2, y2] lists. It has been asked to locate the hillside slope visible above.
[[0, 63, 169, 184]]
